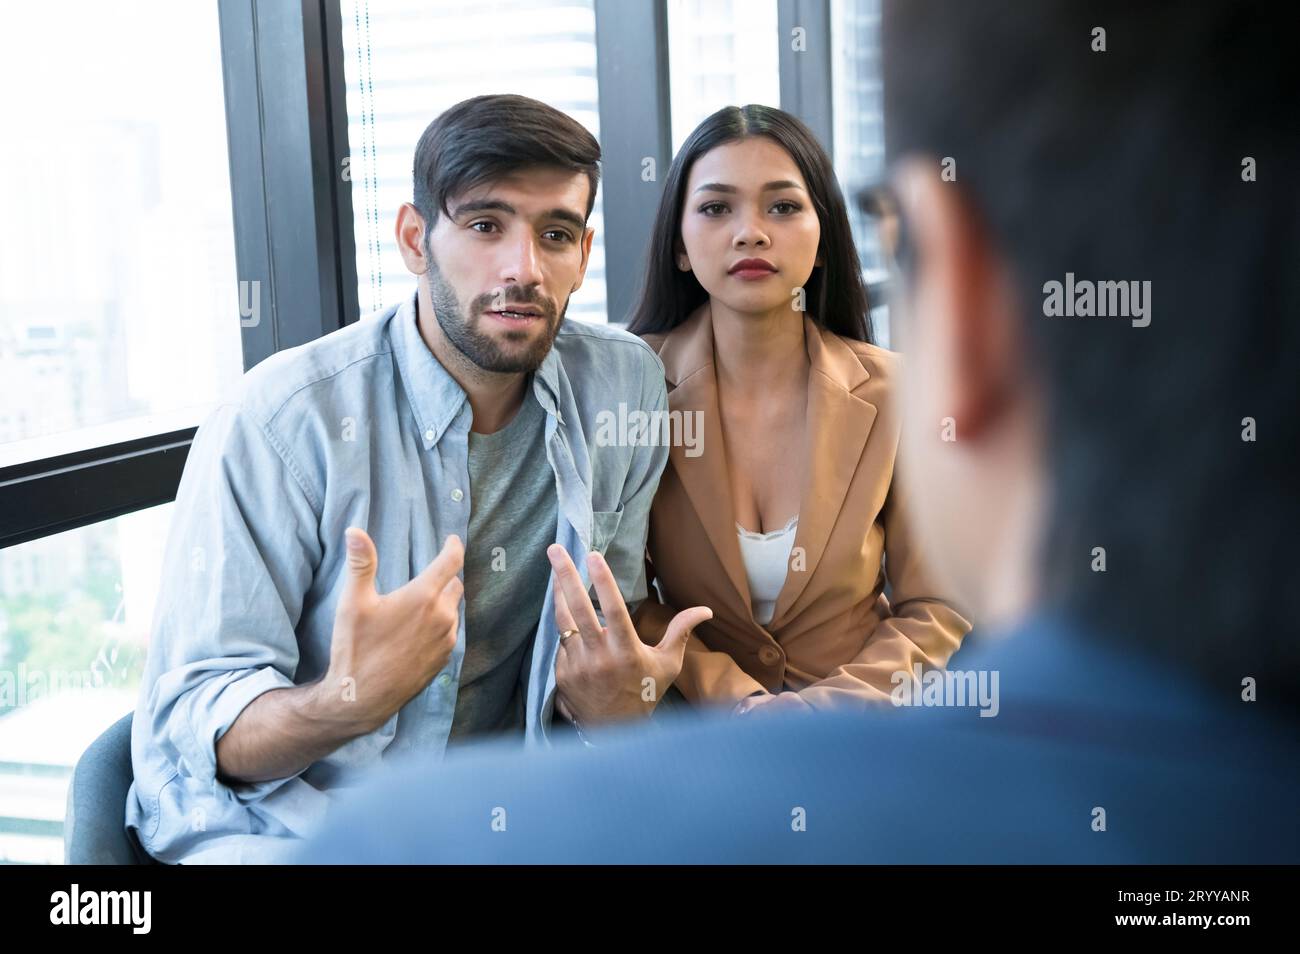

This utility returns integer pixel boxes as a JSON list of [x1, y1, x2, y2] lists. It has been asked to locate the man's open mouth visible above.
[[484, 305, 547, 329]]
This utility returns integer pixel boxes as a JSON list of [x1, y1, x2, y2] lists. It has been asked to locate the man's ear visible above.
[[395, 203, 431, 275], [892, 157, 1022, 442]]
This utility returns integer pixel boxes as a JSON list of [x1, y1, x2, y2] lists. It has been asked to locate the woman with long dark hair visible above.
[[629, 105, 970, 715]]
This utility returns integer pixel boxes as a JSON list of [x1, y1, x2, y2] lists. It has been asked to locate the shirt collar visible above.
[[531, 324, 565, 425], [388, 289, 567, 446]]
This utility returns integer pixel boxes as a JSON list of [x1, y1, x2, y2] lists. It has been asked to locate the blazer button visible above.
[[758, 646, 782, 666]]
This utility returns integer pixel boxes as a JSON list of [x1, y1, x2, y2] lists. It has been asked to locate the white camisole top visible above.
[[736, 515, 799, 626]]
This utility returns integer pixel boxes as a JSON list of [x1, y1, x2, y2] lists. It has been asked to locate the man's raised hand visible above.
[[548, 544, 712, 725], [320, 528, 464, 733]]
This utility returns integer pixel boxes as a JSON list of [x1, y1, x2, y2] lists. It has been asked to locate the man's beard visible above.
[[425, 254, 566, 374]]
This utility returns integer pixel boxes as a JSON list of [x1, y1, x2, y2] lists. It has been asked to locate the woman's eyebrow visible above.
[[692, 180, 806, 194]]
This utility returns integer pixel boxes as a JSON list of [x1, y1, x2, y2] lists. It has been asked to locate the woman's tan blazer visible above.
[[634, 304, 972, 711]]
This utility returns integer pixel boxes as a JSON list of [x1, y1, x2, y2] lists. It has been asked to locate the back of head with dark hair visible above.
[[627, 104, 872, 341], [412, 93, 601, 230], [883, 0, 1300, 704]]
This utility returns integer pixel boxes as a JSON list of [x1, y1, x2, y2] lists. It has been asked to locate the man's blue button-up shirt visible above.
[[125, 290, 669, 863]]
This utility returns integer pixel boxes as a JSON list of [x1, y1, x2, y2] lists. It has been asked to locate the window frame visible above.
[[593, 0, 673, 326]]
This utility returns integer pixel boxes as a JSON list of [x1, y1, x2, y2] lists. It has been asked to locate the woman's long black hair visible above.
[[626, 104, 873, 343]]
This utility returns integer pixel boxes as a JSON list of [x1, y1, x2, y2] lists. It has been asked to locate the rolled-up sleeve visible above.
[[133, 398, 324, 848]]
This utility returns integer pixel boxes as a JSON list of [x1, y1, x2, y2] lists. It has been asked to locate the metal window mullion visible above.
[[593, 0, 672, 326]]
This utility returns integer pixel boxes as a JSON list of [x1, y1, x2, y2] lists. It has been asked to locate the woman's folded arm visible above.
[[797, 474, 973, 710]]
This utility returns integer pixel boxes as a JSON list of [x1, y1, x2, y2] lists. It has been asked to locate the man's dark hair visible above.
[[412, 94, 601, 230], [882, 0, 1299, 705]]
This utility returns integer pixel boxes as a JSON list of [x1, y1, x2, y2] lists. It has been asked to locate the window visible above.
[[667, 0, 781, 154], [831, 0, 890, 344], [0, 504, 171, 863], [340, 0, 609, 323], [0, 0, 243, 865], [0, 1, 244, 470]]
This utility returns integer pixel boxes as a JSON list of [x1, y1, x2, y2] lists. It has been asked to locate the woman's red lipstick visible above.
[[728, 257, 778, 280]]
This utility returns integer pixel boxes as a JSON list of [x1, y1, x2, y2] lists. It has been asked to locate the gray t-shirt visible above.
[[447, 383, 557, 745]]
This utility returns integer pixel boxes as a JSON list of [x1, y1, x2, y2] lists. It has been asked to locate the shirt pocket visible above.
[[590, 507, 624, 555]]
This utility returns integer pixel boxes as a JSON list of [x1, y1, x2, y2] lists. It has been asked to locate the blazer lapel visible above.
[[656, 307, 880, 630], [767, 317, 878, 627], [657, 306, 755, 617]]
